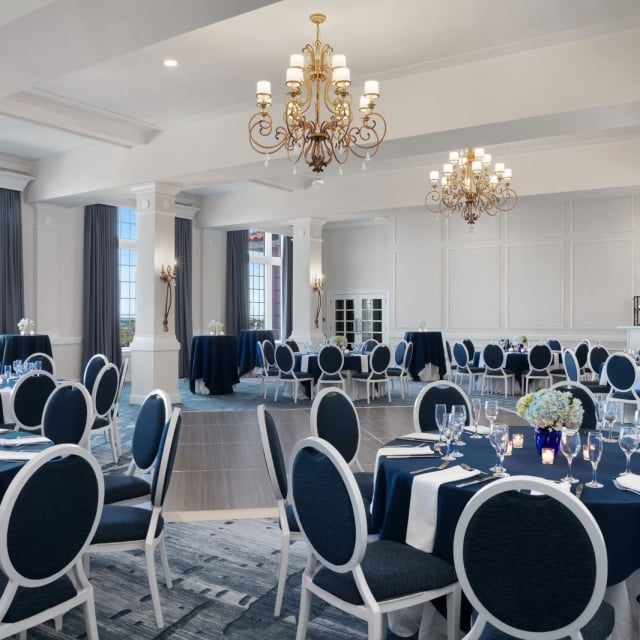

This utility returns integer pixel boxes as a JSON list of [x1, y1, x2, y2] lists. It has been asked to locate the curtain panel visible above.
[[282, 235, 293, 339], [0, 189, 24, 333], [225, 230, 248, 336], [175, 217, 193, 378], [82, 204, 121, 368]]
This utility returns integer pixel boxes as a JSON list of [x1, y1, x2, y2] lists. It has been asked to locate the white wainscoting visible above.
[[394, 249, 441, 327]]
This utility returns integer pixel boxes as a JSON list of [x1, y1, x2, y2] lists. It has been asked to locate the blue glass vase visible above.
[[534, 426, 562, 455]]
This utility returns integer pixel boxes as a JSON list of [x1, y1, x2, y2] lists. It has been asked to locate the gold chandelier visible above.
[[425, 148, 518, 227], [249, 13, 386, 187]]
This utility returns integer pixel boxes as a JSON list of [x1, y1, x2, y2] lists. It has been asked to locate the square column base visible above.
[[128, 334, 181, 405]]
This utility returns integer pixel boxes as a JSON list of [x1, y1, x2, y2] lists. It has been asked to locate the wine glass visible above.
[[12, 359, 22, 376], [585, 431, 604, 488], [440, 414, 456, 461], [560, 429, 581, 484], [488, 423, 503, 473], [596, 398, 607, 431], [434, 403, 447, 451], [451, 404, 467, 454], [491, 424, 510, 476], [602, 402, 618, 443], [470, 398, 483, 439], [618, 426, 640, 476], [485, 399, 499, 433]]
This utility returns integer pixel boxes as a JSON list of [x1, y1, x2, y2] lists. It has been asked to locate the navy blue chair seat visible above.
[[93, 504, 164, 543], [0, 574, 77, 623], [103, 475, 151, 504]]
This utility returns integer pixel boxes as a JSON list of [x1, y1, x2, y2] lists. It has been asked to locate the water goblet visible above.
[[618, 426, 640, 476], [488, 423, 502, 473], [470, 398, 483, 439], [491, 424, 510, 476], [434, 403, 447, 451], [451, 404, 467, 454], [440, 414, 456, 461], [485, 399, 499, 433], [560, 429, 581, 484], [585, 431, 604, 488], [12, 359, 22, 376], [596, 398, 607, 431], [602, 402, 618, 443]]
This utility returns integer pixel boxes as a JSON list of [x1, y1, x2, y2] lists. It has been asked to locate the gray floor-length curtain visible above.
[[82, 204, 121, 368], [225, 230, 248, 336], [282, 235, 293, 340], [175, 217, 193, 378], [0, 189, 24, 333]]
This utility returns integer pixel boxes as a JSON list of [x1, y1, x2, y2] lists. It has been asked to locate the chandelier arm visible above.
[[248, 112, 290, 155], [343, 114, 387, 159]]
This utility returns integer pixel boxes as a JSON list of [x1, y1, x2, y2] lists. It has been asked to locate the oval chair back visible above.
[[131, 389, 171, 474], [42, 382, 93, 447], [275, 343, 295, 374], [362, 339, 378, 353], [318, 344, 344, 377], [605, 352, 639, 393], [23, 352, 56, 376], [462, 339, 475, 362], [452, 342, 471, 369], [562, 349, 580, 382], [482, 343, 506, 370], [10, 370, 57, 431], [528, 344, 553, 372], [92, 363, 119, 419], [83, 354, 109, 394], [413, 380, 472, 432], [393, 340, 407, 367], [369, 343, 391, 374], [262, 340, 277, 368], [285, 339, 300, 353], [550, 381, 598, 429], [588, 345, 609, 380], [150, 408, 182, 509], [575, 341, 589, 371], [547, 338, 562, 352]]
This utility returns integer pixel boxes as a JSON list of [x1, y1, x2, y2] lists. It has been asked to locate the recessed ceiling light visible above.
[[163, 59, 178, 68]]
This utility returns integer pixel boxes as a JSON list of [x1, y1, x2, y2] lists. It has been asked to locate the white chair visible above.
[[23, 351, 56, 376], [522, 343, 554, 394], [82, 353, 109, 394], [290, 436, 461, 640], [42, 381, 94, 448], [9, 369, 57, 431], [257, 340, 279, 398], [480, 343, 514, 397], [452, 342, 484, 394], [604, 352, 640, 418], [88, 362, 120, 462], [274, 343, 315, 403], [316, 344, 346, 392], [413, 380, 472, 432], [351, 343, 392, 403], [388, 340, 414, 399], [453, 475, 614, 639], [256, 404, 304, 617]]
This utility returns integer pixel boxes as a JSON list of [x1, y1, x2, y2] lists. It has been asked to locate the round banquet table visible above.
[[404, 331, 447, 381], [0, 334, 53, 370], [189, 335, 240, 395], [372, 427, 640, 639]]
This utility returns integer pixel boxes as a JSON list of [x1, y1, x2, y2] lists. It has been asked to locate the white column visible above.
[[290, 218, 325, 344], [129, 182, 181, 404]]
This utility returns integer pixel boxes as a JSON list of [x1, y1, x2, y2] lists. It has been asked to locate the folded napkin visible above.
[[358, 355, 369, 373], [615, 474, 640, 493], [398, 432, 441, 442], [464, 425, 491, 435], [374, 445, 436, 485], [0, 450, 40, 461], [406, 465, 481, 552], [300, 355, 310, 372], [0, 436, 51, 447]]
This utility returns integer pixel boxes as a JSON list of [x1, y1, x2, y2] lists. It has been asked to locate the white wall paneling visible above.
[[394, 250, 441, 329]]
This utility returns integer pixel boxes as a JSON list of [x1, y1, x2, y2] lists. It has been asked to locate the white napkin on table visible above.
[[374, 445, 436, 486], [0, 450, 40, 461], [406, 465, 481, 552], [300, 355, 310, 372], [615, 474, 640, 493], [358, 355, 369, 373], [0, 436, 51, 447], [464, 425, 491, 435], [398, 432, 442, 442]]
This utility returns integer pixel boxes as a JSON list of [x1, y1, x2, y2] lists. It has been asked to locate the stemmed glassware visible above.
[[451, 404, 466, 455], [435, 403, 447, 452], [560, 429, 581, 484], [440, 414, 457, 461], [618, 426, 640, 476], [596, 398, 607, 431], [490, 424, 510, 476], [602, 402, 618, 443], [585, 431, 604, 488], [485, 399, 499, 433], [470, 398, 483, 439]]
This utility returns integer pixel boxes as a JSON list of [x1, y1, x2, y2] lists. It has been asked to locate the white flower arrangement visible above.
[[17, 318, 34, 333], [516, 388, 584, 430], [334, 335, 347, 346], [207, 320, 224, 335]]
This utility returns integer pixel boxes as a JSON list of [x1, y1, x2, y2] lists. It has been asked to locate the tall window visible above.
[[249, 230, 282, 340], [118, 207, 137, 347]]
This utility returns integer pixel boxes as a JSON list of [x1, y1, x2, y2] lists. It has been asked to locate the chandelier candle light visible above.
[[425, 147, 518, 228], [249, 13, 387, 187]]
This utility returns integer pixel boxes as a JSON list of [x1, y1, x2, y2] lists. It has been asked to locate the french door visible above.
[[328, 293, 387, 344]]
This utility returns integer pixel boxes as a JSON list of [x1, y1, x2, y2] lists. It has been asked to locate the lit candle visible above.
[[583, 445, 590, 461], [512, 433, 524, 448], [541, 448, 555, 464], [505, 441, 513, 456]]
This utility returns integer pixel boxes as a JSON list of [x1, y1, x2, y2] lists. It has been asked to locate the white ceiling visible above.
[[2, 0, 640, 208]]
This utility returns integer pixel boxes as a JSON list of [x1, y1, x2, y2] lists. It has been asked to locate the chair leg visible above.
[[159, 537, 172, 588], [274, 531, 290, 617], [369, 613, 384, 640], [83, 595, 100, 640], [295, 584, 312, 640], [54, 614, 63, 630], [446, 585, 462, 640], [145, 543, 164, 628], [109, 429, 118, 463]]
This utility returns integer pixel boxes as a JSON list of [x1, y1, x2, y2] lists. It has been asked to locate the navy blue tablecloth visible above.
[[237, 330, 274, 377], [294, 352, 368, 381], [189, 335, 240, 395], [0, 334, 52, 370], [404, 331, 446, 381], [372, 426, 640, 586]]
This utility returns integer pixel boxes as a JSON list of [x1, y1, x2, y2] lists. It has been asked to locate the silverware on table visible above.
[[386, 453, 438, 459], [456, 475, 500, 488], [410, 460, 450, 475], [575, 483, 584, 500]]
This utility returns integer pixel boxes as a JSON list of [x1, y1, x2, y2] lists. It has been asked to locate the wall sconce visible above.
[[160, 263, 177, 332], [311, 275, 324, 329]]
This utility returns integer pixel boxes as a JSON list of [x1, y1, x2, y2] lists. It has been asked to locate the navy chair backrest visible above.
[[404, 341, 414, 369], [589, 345, 609, 378], [318, 344, 343, 375], [370, 344, 391, 373], [605, 353, 638, 391], [462, 339, 475, 361], [151, 409, 182, 508], [290, 438, 364, 569], [394, 341, 407, 367], [131, 391, 169, 472], [453, 342, 470, 368], [258, 406, 289, 501], [415, 382, 471, 431], [563, 349, 580, 382], [575, 342, 589, 369], [312, 389, 360, 465], [92, 363, 119, 418], [275, 344, 295, 373], [482, 344, 505, 370], [263, 340, 276, 367], [24, 352, 55, 375], [547, 338, 562, 352], [83, 354, 108, 394], [11, 371, 57, 430], [553, 383, 597, 429], [285, 339, 300, 353], [363, 339, 378, 353], [1, 444, 103, 583], [42, 382, 92, 445], [528, 344, 552, 371]]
